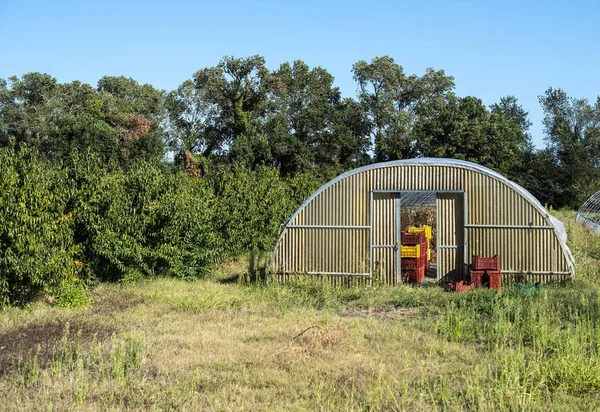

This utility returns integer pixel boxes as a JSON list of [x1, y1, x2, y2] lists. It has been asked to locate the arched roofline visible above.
[[577, 188, 600, 233], [273, 158, 575, 275], [578, 188, 600, 216]]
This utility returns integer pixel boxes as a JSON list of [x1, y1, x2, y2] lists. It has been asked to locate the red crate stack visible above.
[[470, 270, 484, 287], [487, 271, 502, 290], [401, 254, 427, 270], [402, 266, 425, 283], [401, 231, 426, 245], [470, 255, 501, 290], [400, 230, 428, 283]]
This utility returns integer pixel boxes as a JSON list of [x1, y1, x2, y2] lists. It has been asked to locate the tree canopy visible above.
[[1, 55, 599, 207]]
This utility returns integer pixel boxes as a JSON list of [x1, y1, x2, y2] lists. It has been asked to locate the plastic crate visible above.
[[401, 244, 421, 258], [401, 230, 426, 245], [402, 266, 425, 283], [515, 282, 542, 291], [472, 255, 500, 270], [408, 225, 432, 240], [488, 270, 502, 290], [445, 280, 473, 292], [470, 270, 485, 287], [455, 281, 474, 292], [401, 255, 427, 270]]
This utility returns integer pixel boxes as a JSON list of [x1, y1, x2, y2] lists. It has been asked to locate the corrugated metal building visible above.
[[271, 159, 575, 285]]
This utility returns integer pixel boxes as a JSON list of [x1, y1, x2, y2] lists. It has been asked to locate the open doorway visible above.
[[371, 190, 464, 285], [399, 192, 438, 281]]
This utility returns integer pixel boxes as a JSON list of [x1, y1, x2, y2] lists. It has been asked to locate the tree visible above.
[[0, 73, 166, 166], [0, 73, 59, 152], [352, 56, 454, 161], [490, 95, 532, 136], [167, 56, 274, 169], [539, 88, 600, 208], [414, 95, 529, 176], [164, 79, 223, 176], [264, 60, 369, 176]]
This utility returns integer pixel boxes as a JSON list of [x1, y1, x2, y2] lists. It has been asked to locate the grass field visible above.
[[2, 212, 600, 411]]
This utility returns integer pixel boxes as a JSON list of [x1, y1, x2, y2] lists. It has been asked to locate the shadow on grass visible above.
[[218, 250, 269, 284]]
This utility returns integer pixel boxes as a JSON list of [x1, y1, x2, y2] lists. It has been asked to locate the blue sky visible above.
[[1, 0, 598, 147]]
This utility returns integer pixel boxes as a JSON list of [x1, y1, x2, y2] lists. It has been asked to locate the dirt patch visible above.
[[0, 321, 117, 375], [342, 307, 420, 321]]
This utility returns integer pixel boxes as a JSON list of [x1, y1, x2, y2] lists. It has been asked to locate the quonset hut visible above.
[[271, 159, 575, 285]]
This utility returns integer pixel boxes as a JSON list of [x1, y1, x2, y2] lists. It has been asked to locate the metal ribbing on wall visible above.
[[292, 171, 371, 226], [466, 227, 568, 276], [272, 160, 574, 284], [372, 248, 397, 286], [464, 170, 545, 226], [372, 166, 464, 191], [437, 193, 465, 280], [371, 192, 397, 284], [283, 227, 369, 274]]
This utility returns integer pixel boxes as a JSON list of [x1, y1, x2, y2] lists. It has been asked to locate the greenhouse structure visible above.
[[577, 190, 600, 232], [271, 159, 575, 285]]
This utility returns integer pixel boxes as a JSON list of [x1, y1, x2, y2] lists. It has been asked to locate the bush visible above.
[[0, 144, 82, 306], [70, 151, 222, 282], [0, 145, 321, 306]]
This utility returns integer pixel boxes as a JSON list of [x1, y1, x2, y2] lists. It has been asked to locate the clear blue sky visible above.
[[1, 0, 598, 147]]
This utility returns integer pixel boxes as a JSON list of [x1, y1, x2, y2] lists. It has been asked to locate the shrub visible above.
[[0, 144, 82, 306]]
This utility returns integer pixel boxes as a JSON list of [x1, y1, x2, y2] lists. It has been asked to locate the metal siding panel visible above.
[[372, 166, 464, 191], [466, 171, 546, 227], [437, 193, 465, 281], [465, 227, 568, 282]]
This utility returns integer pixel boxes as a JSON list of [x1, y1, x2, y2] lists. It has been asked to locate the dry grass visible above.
[[2, 214, 600, 410], [0, 276, 485, 411], [1, 274, 597, 411]]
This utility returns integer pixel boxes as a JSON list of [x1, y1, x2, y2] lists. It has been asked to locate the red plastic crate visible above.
[[401, 255, 427, 270], [455, 281, 474, 292], [488, 270, 502, 290], [470, 269, 502, 290], [446, 280, 473, 292], [401, 230, 426, 245], [402, 266, 425, 283], [470, 270, 484, 287], [472, 255, 500, 271]]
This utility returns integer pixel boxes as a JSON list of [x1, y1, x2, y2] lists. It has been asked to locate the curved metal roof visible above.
[[577, 188, 600, 232], [277, 158, 575, 273]]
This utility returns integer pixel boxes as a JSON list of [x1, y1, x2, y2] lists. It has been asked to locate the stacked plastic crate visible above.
[[400, 225, 432, 282], [408, 225, 433, 266], [470, 255, 501, 290]]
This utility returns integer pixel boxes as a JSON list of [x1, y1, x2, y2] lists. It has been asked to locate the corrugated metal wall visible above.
[[272, 163, 573, 285], [372, 193, 399, 285], [437, 193, 465, 281]]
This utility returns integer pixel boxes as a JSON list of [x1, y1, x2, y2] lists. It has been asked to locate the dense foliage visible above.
[[0, 143, 319, 305], [0, 54, 599, 305]]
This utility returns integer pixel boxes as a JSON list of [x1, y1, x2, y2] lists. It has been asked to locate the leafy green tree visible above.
[[490, 95, 532, 137], [265, 60, 369, 176], [164, 79, 222, 158], [0, 73, 165, 166], [0, 73, 60, 153], [539, 88, 600, 208], [352, 56, 454, 161], [69, 150, 221, 282], [414, 95, 529, 176], [167, 56, 274, 169]]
